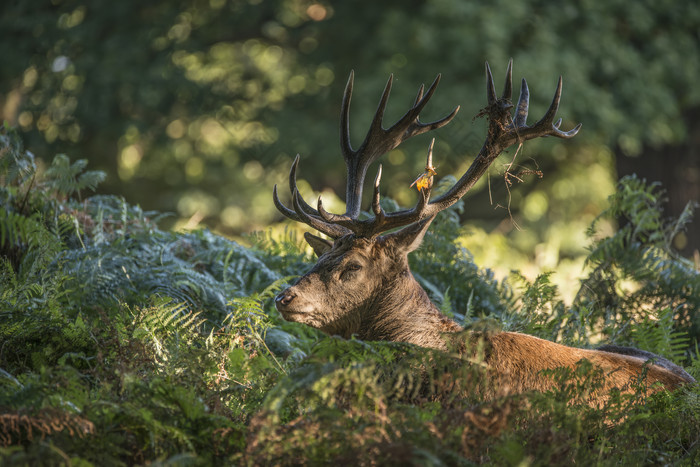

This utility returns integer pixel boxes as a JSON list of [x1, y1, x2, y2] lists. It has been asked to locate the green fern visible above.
[[0, 124, 36, 188], [2, 133, 699, 465], [630, 307, 690, 363], [42, 154, 106, 201], [574, 175, 700, 349]]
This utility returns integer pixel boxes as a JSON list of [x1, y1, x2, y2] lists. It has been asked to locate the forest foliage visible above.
[[2, 0, 699, 247], [2, 127, 700, 465]]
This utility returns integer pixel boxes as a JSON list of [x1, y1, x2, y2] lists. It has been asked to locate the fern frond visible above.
[[631, 307, 690, 362], [0, 125, 37, 188], [43, 154, 106, 200], [576, 175, 700, 350]]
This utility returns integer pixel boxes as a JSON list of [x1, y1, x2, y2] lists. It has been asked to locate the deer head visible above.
[[273, 60, 580, 349]]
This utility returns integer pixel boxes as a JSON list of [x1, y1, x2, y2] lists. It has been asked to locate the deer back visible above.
[[476, 332, 694, 397]]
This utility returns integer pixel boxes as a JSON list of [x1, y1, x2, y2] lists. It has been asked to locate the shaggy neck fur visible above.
[[356, 267, 460, 349]]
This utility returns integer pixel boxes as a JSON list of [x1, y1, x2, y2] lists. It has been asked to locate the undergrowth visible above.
[[1, 126, 699, 465]]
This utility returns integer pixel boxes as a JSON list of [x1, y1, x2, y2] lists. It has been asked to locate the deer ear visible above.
[[384, 215, 435, 254], [304, 232, 333, 257]]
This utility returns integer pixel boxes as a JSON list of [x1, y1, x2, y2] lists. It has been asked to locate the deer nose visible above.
[[275, 289, 296, 309]]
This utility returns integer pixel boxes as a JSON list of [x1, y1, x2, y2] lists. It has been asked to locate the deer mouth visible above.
[[279, 310, 303, 321], [276, 304, 311, 316], [277, 308, 314, 325]]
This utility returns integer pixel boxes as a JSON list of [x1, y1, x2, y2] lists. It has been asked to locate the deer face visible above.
[[274, 218, 433, 337], [275, 235, 380, 334]]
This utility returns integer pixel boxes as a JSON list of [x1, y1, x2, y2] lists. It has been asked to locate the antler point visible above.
[[485, 62, 496, 104]]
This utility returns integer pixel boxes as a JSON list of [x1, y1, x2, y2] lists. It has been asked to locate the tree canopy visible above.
[[1, 0, 698, 256]]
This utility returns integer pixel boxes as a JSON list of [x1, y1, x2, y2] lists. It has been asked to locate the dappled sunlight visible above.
[[118, 144, 143, 180], [220, 204, 246, 230], [175, 189, 220, 223], [459, 225, 591, 305], [457, 146, 618, 304], [521, 190, 548, 222]]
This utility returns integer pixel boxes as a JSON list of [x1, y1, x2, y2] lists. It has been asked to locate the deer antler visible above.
[[274, 60, 581, 239], [273, 71, 459, 238]]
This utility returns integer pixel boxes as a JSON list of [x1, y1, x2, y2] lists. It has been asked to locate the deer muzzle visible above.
[[275, 288, 309, 320]]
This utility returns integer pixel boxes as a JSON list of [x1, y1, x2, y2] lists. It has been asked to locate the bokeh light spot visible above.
[[306, 4, 327, 21]]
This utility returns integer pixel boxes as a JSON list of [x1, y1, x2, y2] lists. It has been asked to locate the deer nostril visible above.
[[276, 290, 295, 307]]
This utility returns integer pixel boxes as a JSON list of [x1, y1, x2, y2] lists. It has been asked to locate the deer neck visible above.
[[357, 269, 461, 350]]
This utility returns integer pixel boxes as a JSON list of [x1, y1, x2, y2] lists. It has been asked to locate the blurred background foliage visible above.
[[1, 0, 699, 296]]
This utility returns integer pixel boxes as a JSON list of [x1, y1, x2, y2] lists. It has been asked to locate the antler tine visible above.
[[317, 197, 351, 223], [414, 83, 425, 105], [371, 164, 385, 218], [343, 73, 396, 163], [536, 76, 563, 128], [486, 62, 497, 105], [501, 58, 513, 101], [397, 75, 461, 139], [272, 184, 301, 221], [552, 117, 582, 138], [288, 154, 321, 217], [514, 78, 530, 127], [292, 189, 350, 238], [519, 76, 582, 139], [543, 77, 582, 138], [410, 81, 460, 133], [367, 75, 394, 148], [426, 137, 435, 169], [409, 103, 460, 137], [340, 70, 355, 161], [555, 121, 582, 138], [403, 74, 442, 122], [273, 155, 322, 221]]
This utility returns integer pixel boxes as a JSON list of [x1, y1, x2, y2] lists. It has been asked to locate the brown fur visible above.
[[479, 332, 690, 396], [276, 232, 695, 404]]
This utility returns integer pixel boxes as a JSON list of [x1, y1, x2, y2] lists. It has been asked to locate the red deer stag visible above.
[[273, 61, 695, 399]]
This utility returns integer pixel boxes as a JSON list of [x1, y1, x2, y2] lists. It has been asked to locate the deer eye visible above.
[[340, 263, 362, 280]]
